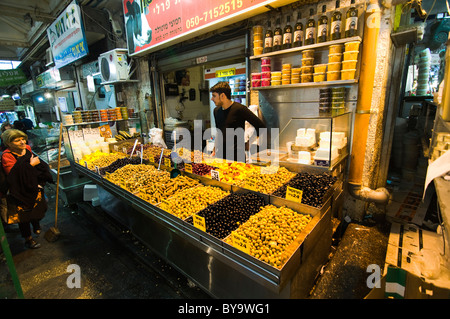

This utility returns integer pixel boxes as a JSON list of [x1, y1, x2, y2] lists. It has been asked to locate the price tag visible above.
[[159, 199, 171, 213], [285, 186, 303, 203], [149, 156, 155, 163], [185, 163, 193, 173], [122, 147, 127, 154], [114, 145, 119, 152], [245, 179, 257, 191], [211, 169, 220, 181], [193, 214, 206, 232], [231, 232, 250, 254], [164, 158, 171, 167]]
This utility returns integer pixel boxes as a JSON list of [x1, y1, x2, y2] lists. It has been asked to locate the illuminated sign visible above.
[[123, 0, 298, 56], [47, 0, 89, 68]]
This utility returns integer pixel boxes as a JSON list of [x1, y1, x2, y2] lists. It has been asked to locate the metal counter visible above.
[[74, 163, 338, 298]]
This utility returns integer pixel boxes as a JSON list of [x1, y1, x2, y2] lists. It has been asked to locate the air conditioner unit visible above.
[[98, 48, 129, 83]]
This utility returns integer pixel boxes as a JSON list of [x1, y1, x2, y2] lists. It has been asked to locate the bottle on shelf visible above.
[[317, 5, 328, 43], [305, 8, 316, 45], [331, 0, 342, 40], [263, 20, 273, 53], [293, 11, 303, 48], [282, 15, 293, 49], [273, 17, 283, 51], [345, 0, 358, 38]]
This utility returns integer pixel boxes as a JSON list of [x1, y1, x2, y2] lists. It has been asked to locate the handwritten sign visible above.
[[193, 214, 206, 231], [285, 186, 303, 203], [231, 232, 250, 254], [184, 163, 193, 173], [245, 179, 257, 191], [210, 169, 220, 181], [164, 158, 171, 167]]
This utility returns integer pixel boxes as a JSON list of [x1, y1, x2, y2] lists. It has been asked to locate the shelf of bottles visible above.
[[250, 0, 361, 90]]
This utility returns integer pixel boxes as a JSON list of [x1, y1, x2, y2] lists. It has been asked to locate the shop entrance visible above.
[[384, 4, 448, 227]]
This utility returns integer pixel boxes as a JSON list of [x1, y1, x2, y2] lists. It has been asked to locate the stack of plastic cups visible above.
[[331, 87, 346, 115], [301, 50, 314, 83], [252, 73, 261, 88], [314, 64, 327, 82], [417, 48, 431, 96], [291, 67, 301, 84], [253, 25, 263, 56], [342, 41, 360, 80], [271, 71, 281, 86], [261, 57, 271, 87], [282, 64, 291, 85], [328, 44, 343, 80], [319, 88, 332, 114]]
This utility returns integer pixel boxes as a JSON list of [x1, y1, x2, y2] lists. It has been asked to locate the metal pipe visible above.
[[348, 0, 389, 204]]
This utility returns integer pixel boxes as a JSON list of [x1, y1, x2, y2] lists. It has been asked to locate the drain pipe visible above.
[[348, 0, 389, 205]]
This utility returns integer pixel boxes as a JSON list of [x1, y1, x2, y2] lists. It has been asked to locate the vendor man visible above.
[[210, 81, 266, 162]]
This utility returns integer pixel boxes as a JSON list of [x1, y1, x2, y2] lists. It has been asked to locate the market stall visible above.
[[68, 141, 341, 298]]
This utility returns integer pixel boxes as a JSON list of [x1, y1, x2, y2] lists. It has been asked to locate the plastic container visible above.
[[252, 72, 262, 80], [253, 40, 263, 48], [282, 79, 290, 85], [301, 66, 314, 74], [328, 62, 341, 72], [261, 57, 271, 65], [261, 65, 271, 72], [253, 25, 263, 33], [344, 41, 360, 52], [313, 73, 326, 82], [329, 44, 344, 54], [261, 71, 271, 79], [302, 49, 314, 58], [252, 79, 261, 87], [314, 64, 327, 73], [302, 57, 314, 66], [342, 60, 357, 70], [327, 71, 340, 81], [261, 79, 271, 87], [271, 71, 282, 77], [253, 33, 263, 41], [341, 69, 356, 80], [301, 73, 313, 83], [253, 47, 263, 55], [282, 63, 292, 70], [343, 50, 359, 61], [328, 53, 342, 63], [271, 80, 281, 86]]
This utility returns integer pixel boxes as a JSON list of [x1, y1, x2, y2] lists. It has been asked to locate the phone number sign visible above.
[[123, 0, 296, 55]]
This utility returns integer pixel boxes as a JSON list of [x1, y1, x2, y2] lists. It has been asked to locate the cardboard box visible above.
[[366, 223, 450, 299]]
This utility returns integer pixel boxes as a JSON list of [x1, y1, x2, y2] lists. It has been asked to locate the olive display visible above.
[[236, 166, 296, 194], [104, 164, 199, 204], [224, 205, 312, 268], [185, 192, 266, 240], [271, 172, 337, 207], [191, 163, 216, 176], [162, 185, 230, 220], [80, 151, 127, 170], [99, 156, 141, 175]]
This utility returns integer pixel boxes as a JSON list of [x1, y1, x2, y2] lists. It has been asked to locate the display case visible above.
[[28, 127, 91, 206], [28, 128, 70, 169], [251, 112, 352, 170]]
